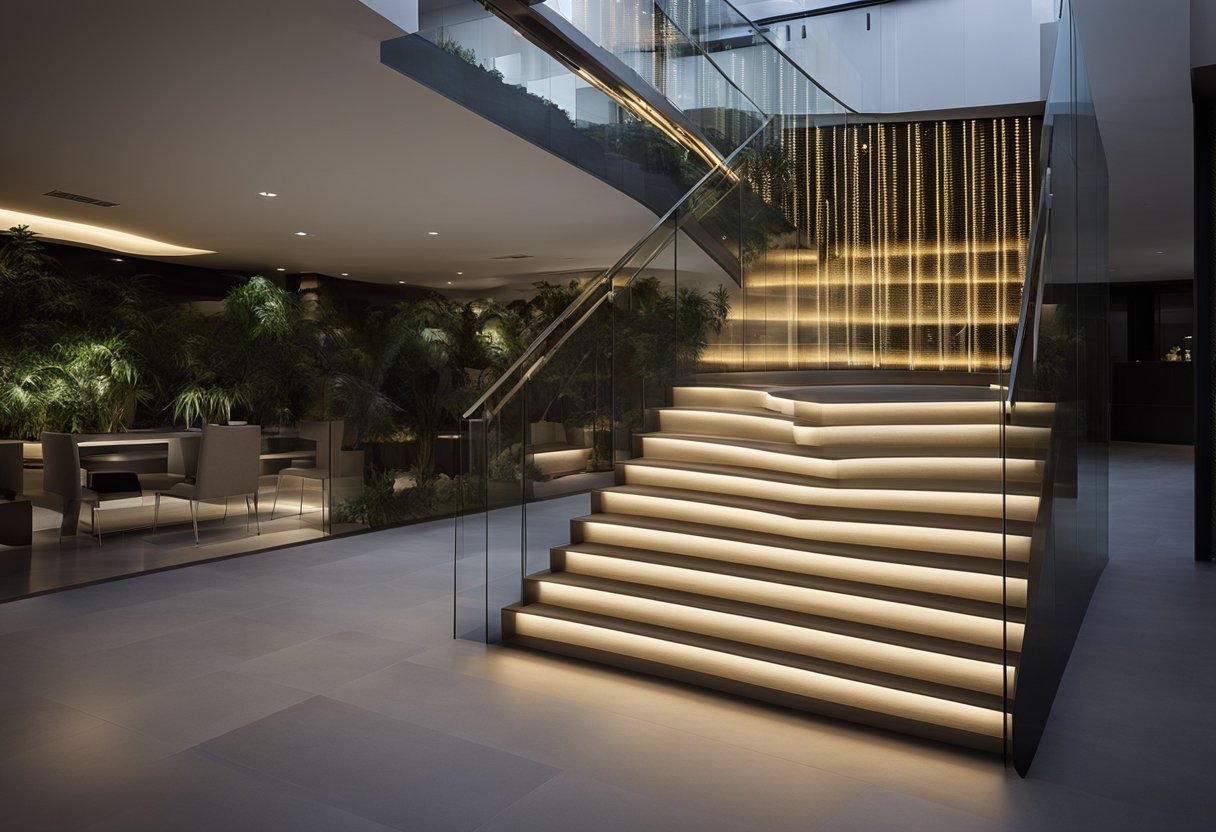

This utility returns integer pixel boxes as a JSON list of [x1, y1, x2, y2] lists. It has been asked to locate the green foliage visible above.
[[0, 227, 157, 436], [435, 37, 478, 67], [487, 444, 549, 484], [618, 276, 731, 380], [333, 470, 476, 527]]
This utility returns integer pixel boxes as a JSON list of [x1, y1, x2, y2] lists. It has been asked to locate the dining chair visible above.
[[270, 420, 349, 520], [41, 432, 100, 543], [154, 424, 261, 545]]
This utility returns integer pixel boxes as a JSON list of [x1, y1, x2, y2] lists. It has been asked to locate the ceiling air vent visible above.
[[44, 189, 118, 208], [490, 254, 533, 260]]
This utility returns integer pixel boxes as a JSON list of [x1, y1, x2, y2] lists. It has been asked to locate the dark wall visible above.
[[1194, 66, 1216, 561]]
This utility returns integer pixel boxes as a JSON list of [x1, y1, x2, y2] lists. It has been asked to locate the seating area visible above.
[[0, 421, 369, 601]]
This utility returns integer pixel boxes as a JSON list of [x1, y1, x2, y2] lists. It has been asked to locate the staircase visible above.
[[503, 381, 1052, 752]]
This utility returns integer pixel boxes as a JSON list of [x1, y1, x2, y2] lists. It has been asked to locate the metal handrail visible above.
[[463, 114, 776, 420], [1006, 125, 1054, 407], [657, 0, 859, 115]]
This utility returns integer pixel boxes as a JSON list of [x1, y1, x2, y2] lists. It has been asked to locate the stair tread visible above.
[[594, 485, 1031, 561], [505, 603, 1008, 742], [553, 540, 1027, 612], [574, 511, 1029, 577], [537, 564, 1021, 656], [511, 597, 1011, 708], [618, 457, 1039, 527], [640, 432, 1048, 482]]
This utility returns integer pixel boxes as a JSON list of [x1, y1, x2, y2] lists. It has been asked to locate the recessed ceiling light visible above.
[[340, 272, 349, 276], [447, 281, 452, 285], [258, 192, 277, 198], [276, 268, 286, 272], [294, 231, 309, 236], [427, 231, 439, 236], [111, 258, 124, 262], [398, 280, 405, 284], [456, 271, 463, 275], [1155, 250, 1164, 254]]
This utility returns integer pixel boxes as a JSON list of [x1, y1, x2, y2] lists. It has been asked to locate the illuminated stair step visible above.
[[505, 609, 1008, 749], [554, 545, 1022, 620], [523, 579, 1017, 696], [671, 386, 1021, 427], [593, 489, 1032, 563], [558, 532, 1028, 607], [538, 549, 1021, 650], [656, 409, 1048, 458], [619, 459, 1040, 525], [575, 513, 1029, 580], [638, 435, 1045, 494], [530, 446, 593, 477]]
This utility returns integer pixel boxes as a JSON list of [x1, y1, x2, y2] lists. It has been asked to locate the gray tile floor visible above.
[[0, 443, 1210, 831]]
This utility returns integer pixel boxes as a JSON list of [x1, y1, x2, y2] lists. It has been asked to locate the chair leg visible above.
[[245, 495, 252, 532], [153, 493, 161, 532], [270, 475, 282, 519], [222, 497, 229, 523], [253, 492, 261, 535], [190, 500, 199, 546], [299, 477, 306, 516], [92, 504, 102, 545]]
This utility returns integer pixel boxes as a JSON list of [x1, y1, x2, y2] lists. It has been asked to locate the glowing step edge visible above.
[[511, 613, 1007, 739], [556, 551, 1025, 651], [531, 584, 1017, 695]]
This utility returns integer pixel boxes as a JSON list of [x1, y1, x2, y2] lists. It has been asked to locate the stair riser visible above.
[[657, 412, 1047, 459], [619, 465, 1040, 526], [567, 527, 1029, 606], [639, 436, 1044, 494], [592, 492, 1031, 563], [526, 580, 1016, 696], [547, 550, 1024, 651], [505, 611, 1007, 751]]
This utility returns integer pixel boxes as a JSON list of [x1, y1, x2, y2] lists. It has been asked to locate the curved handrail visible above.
[[657, 0, 859, 115], [463, 113, 777, 420]]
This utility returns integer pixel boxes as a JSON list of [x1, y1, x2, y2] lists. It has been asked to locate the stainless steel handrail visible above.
[[463, 114, 776, 420], [1006, 125, 1054, 406]]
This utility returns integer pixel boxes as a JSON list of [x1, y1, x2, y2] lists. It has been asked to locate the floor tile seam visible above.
[[466, 769, 568, 832], [389, 649, 889, 793], [184, 742, 416, 830]]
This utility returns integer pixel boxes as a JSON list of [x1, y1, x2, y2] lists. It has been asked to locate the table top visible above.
[[75, 431, 201, 447]]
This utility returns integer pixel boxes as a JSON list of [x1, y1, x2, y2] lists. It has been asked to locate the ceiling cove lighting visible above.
[[0, 208, 214, 257]]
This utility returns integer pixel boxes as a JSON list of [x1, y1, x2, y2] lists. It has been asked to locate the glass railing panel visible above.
[[1004, 0, 1109, 774], [522, 297, 615, 577], [409, 13, 716, 212], [538, 0, 769, 156], [611, 231, 682, 465]]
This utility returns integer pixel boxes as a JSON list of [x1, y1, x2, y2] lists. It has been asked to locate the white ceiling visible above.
[[0, 0, 1194, 294], [0, 0, 657, 292], [1072, 0, 1194, 283]]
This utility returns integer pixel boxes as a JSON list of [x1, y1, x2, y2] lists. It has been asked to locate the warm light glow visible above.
[[533, 581, 1013, 694], [596, 491, 1031, 563], [0, 208, 214, 256], [512, 613, 1006, 738]]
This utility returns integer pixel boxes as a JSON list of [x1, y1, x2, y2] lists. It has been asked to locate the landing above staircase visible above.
[[504, 378, 1052, 753]]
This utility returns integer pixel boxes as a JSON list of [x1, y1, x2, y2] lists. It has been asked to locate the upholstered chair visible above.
[[154, 424, 261, 545]]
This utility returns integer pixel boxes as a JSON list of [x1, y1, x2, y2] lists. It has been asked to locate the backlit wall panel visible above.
[[702, 116, 1040, 372]]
